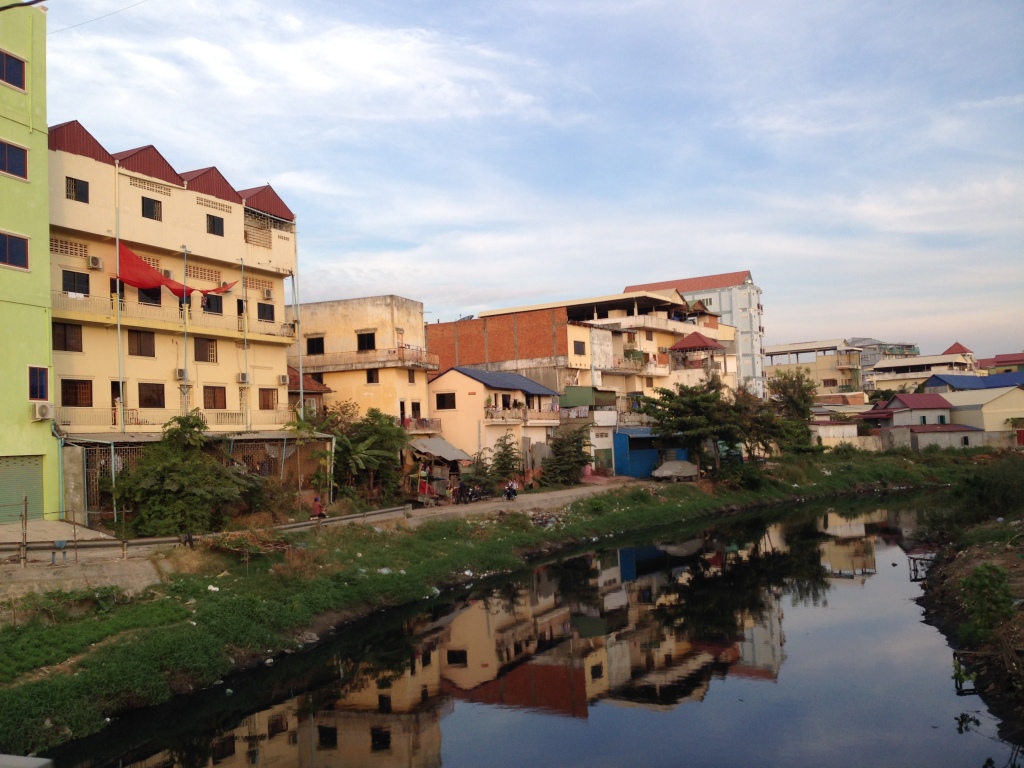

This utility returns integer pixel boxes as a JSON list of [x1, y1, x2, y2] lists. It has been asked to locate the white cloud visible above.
[[41, 0, 1024, 359]]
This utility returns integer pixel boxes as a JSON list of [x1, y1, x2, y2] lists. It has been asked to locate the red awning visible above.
[[117, 243, 236, 298]]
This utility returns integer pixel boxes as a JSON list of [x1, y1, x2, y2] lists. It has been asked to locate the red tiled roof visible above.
[[48, 120, 115, 165], [888, 393, 952, 410], [860, 408, 895, 420], [287, 366, 331, 393], [625, 271, 753, 294], [669, 331, 725, 351], [237, 184, 295, 222], [112, 145, 184, 187], [181, 166, 243, 204], [943, 342, 972, 355], [977, 353, 1024, 368]]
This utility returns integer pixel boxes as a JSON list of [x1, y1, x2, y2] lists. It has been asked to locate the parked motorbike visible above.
[[468, 485, 493, 502]]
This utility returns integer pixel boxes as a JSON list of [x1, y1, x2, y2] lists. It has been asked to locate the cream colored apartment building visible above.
[[286, 295, 440, 432], [764, 339, 862, 395], [48, 121, 297, 435]]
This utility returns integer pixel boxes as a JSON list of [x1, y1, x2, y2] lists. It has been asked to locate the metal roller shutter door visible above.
[[0, 456, 44, 523]]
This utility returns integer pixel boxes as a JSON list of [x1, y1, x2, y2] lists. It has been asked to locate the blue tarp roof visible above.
[[925, 372, 1024, 390], [439, 367, 560, 396]]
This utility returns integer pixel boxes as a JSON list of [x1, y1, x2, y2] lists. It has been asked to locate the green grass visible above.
[[0, 449, 1009, 756]]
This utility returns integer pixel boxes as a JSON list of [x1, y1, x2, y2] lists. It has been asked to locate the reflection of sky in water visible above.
[[441, 541, 1010, 768]]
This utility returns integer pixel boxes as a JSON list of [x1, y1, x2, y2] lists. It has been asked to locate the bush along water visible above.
[[0, 449, 1008, 755]]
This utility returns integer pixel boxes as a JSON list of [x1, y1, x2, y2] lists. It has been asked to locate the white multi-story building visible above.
[[625, 271, 765, 395]]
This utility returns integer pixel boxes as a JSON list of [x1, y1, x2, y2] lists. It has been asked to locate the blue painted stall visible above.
[[613, 427, 687, 478]]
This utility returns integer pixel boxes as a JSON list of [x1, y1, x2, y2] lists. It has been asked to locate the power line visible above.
[[48, 0, 154, 35], [0, 0, 47, 13]]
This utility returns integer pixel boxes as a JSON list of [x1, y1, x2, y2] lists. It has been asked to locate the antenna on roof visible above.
[[457, 314, 474, 321]]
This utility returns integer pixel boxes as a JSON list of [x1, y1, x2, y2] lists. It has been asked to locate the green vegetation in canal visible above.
[[0, 448, 1013, 756]]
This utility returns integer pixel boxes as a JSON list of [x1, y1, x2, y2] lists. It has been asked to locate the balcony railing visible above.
[[293, 346, 440, 372], [54, 406, 294, 429], [51, 292, 296, 338], [400, 417, 441, 434], [609, 357, 644, 372], [617, 411, 654, 426], [485, 407, 524, 422], [524, 409, 560, 423], [250, 408, 294, 426]]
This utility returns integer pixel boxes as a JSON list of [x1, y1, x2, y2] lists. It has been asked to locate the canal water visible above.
[[45, 497, 1021, 767]]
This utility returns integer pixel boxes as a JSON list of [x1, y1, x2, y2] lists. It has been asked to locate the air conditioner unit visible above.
[[174, 368, 188, 381], [219, 281, 233, 292], [31, 402, 54, 421], [161, 269, 174, 280], [658, 347, 670, 354], [262, 288, 274, 300], [237, 372, 250, 385], [87, 255, 104, 270], [277, 374, 289, 385]]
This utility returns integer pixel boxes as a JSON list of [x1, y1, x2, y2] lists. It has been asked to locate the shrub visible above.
[[959, 564, 1014, 644]]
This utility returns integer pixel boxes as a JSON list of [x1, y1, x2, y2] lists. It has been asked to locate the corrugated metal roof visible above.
[[941, 387, 1022, 407], [931, 371, 1024, 390], [872, 353, 968, 370], [765, 339, 858, 355], [408, 437, 473, 462], [446, 367, 560, 396], [888, 394, 952, 410], [181, 166, 243, 204], [48, 120, 115, 165], [624, 271, 754, 294], [238, 184, 296, 222], [112, 145, 184, 187]]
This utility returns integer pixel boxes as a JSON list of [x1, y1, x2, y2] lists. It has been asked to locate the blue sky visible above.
[[41, 0, 1023, 357]]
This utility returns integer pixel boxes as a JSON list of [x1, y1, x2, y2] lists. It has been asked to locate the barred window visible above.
[[128, 330, 155, 357], [53, 322, 83, 352], [138, 383, 164, 409], [203, 386, 226, 409], [61, 379, 93, 407], [194, 337, 217, 363]]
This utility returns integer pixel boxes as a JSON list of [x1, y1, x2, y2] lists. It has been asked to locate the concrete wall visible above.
[[61, 444, 86, 525], [893, 408, 950, 427], [819, 436, 882, 451]]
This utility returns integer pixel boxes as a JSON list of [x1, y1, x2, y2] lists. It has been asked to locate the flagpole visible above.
[[114, 160, 125, 433], [182, 245, 190, 413], [239, 258, 249, 429]]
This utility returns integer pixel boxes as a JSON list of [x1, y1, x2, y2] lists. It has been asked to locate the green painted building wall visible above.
[[0, 4, 59, 521]]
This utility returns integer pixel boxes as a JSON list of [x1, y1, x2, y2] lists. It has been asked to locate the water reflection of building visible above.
[[123, 513, 897, 766]]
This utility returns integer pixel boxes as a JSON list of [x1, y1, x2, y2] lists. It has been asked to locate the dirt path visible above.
[[0, 476, 637, 599]]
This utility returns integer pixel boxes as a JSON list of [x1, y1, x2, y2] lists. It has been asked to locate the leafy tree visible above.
[[460, 448, 493, 487], [724, 387, 781, 460], [540, 426, 593, 486], [338, 408, 409, 504], [766, 368, 816, 421], [766, 369, 817, 452], [490, 430, 522, 485], [114, 411, 254, 535], [639, 378, 725, 473]]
